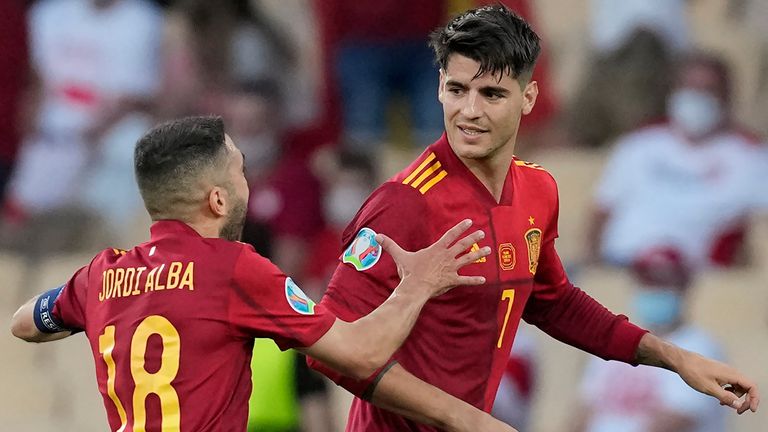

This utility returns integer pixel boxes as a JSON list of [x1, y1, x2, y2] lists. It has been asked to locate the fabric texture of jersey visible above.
[[52, 220, 335, 432], [308, 134, 647, 431]]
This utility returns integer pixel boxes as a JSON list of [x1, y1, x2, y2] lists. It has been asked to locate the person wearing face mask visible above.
[[571, 248, 726, 432], [587, 52, 768, 269]]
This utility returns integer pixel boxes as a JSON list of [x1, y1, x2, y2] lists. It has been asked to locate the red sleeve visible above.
[[229, 245, 336, 350], [522, 182, 648, 364], [51, 265, 90, 331], [307, 182, 431, 397]]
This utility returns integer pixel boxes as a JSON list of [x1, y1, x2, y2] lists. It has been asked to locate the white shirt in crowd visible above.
[[11, 0, 162, 219], [591, 0, 689, 53], [579, 325, 726, 432], [595, 123, 768, 267]]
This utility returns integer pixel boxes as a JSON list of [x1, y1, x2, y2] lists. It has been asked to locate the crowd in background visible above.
[[1, 0, 767, 431]]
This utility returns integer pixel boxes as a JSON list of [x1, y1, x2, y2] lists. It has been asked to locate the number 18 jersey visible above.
[[52, 220, 335, 431]]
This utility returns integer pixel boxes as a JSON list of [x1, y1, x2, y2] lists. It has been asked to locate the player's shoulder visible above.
[[512, 156, 558, 193], [392, 149, 451, 199]]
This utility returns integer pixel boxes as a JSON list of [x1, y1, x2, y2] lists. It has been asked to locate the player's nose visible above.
[[460, 91, 482, 119]]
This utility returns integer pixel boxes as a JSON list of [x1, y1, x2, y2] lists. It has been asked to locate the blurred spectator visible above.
[[320, 0, 446, 151], [492, 323, 538, 431], [162, 0, 294, 119], [729, 0, 768, 137], [568, 0, 690, 148], [0, 0, 30, 205], [221, 79, 324, 279], [302, 147, 378, 300], [571, 247, 726, 432], [588, 53, 768, 269], [7, 0, 162, 244]]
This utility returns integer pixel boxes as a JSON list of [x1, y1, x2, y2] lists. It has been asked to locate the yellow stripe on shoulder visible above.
[[418, 170, 447, 194], [403, 153, 436, 185], [514, 159, 546, 171], [402, 152, 448, 195]]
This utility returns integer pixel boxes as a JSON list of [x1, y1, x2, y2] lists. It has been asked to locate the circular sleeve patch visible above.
[[285, 277, 316, 315], [342, 227, 382, 271]]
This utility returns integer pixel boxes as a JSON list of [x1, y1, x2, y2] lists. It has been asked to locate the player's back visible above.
[[60, 221, 265, 431]]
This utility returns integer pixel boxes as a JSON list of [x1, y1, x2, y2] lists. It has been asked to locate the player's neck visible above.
[[461, 152, 514, 204], [182, 218, 223, 239]]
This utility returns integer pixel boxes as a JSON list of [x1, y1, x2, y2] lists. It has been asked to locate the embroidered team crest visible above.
[[285, 277, 316, 315], [342, 227, 382, 271], [498, 243, 516, 270], [525, 228, 542, 274]]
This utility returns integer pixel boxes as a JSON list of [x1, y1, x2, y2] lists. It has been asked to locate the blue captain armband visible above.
[[33, 286, 68, 333]]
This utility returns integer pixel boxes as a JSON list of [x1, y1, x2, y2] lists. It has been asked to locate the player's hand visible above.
[[675, 350, 760, 414], [376, 219, 490, 297]]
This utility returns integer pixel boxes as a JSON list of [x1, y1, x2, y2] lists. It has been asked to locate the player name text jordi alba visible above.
[[99, 262, 195, 302]]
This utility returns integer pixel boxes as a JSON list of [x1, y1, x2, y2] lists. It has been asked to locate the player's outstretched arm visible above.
[[635, 332, 760, 414], [299, 219, 491, 380], [11, 290, 73, 343], [369, 363, 518, 432]]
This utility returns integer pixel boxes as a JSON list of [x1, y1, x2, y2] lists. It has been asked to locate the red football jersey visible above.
[[309, 135, 646, 431], [52, 221, 335, 431]]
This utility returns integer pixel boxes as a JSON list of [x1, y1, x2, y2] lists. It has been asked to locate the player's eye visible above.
[[448, 87, 464, 96]]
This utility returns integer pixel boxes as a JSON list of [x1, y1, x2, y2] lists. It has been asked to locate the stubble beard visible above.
[[220, 199, 247, 242]]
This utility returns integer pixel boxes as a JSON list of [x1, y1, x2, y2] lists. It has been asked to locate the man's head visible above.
[[134, 116, 249, 241], [430, 5, 540, 162], [630, 247, 693, 332], [668, 53, 732, 139]]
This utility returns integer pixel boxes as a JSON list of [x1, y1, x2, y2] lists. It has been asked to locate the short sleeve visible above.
[[320, 182, 431, 322], [229, 246, 336, 350], [51, 265, 90, 331]]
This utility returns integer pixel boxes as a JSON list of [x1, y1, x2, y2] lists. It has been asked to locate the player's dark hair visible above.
[[429, 4, 540, 83], [134, 116, 229, 219]]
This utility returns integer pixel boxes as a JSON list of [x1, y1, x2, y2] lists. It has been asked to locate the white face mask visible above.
[[668, 89, 724, 138], [324, 185, 368, 227]]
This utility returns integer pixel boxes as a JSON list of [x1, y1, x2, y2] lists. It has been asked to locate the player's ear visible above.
[[521, 80, 538, 116], [208, 186, 227, 217], [438, 69, 446, 104]]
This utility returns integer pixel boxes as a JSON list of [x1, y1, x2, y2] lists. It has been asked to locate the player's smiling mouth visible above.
[[458, 124, 488, 136]]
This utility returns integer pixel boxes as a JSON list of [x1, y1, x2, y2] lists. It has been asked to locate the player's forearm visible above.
[[371, 364, 515, 432], [634, 332, 687, 372], [339, 278, 431, 377], [10, 296, 71, 343]]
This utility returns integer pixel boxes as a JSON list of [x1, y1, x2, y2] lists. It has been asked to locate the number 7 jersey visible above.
[[310, 134, 647, 431], [51, 221, 336, 431]]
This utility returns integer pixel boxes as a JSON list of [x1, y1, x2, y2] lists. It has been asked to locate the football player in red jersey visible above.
[[9, 116, 519, 431], [306, 5, 760, 431]]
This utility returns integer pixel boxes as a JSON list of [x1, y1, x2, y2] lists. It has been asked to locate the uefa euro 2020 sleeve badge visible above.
[[285, 277, 316, 315], [342, 227, 382, 271]]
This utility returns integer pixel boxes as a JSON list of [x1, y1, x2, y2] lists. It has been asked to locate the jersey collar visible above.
[[432, 133, 516, 206], [150, 220, 204, 240]]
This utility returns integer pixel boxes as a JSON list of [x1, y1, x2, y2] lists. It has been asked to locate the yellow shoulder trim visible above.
[[402, 152, 448, 195], [514, 160, 546, 171]]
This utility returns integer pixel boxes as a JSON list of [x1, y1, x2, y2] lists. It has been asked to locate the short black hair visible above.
[[429, 4, 541, 83], [134, 116, 229, 219]]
